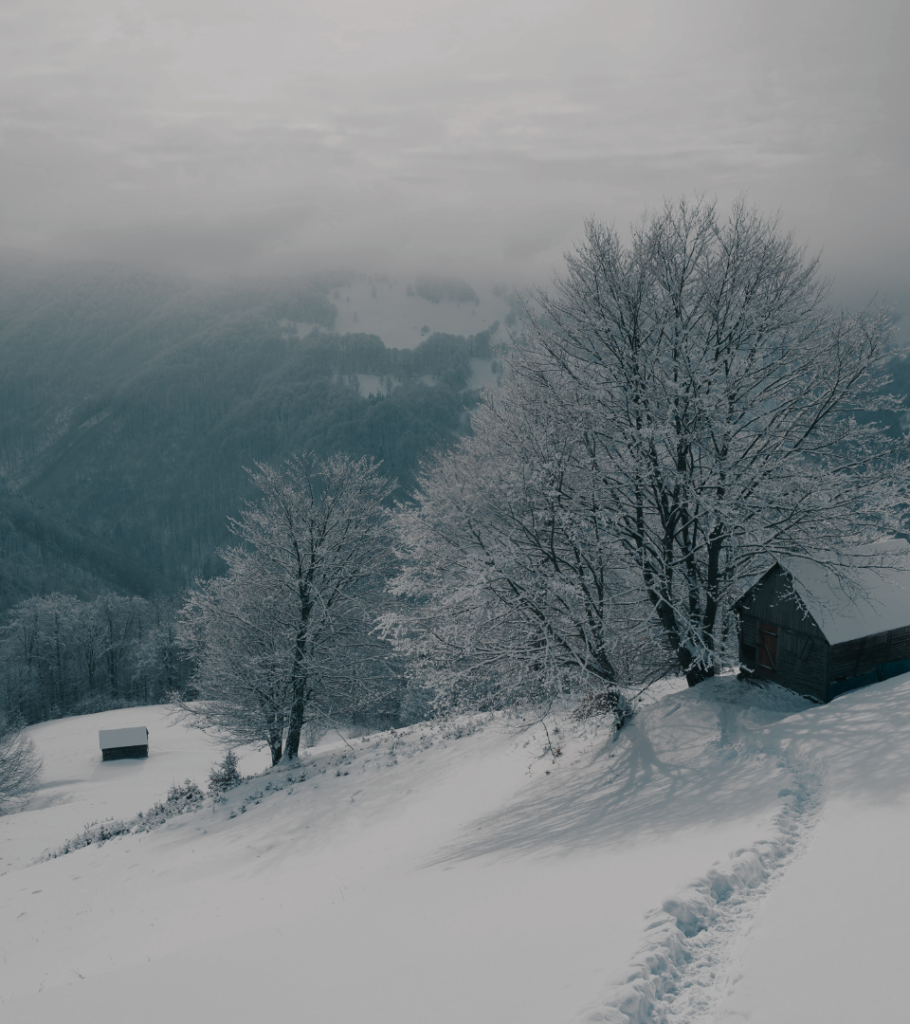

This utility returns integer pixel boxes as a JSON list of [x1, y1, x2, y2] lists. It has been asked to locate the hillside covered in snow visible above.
[[2, 674, 909, 1022]]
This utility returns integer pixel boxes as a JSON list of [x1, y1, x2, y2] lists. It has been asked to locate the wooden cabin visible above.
[[99, 726, 149, 761], [735, 540, 910, 702]]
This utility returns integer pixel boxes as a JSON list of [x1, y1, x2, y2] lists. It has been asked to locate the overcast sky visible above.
[[1, 0, 907, 313]]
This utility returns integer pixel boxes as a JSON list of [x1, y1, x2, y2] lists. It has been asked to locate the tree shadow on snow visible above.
[[432, 681, 822, 865]]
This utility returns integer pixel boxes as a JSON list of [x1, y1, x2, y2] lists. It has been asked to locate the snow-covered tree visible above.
[[0, 718, 42, 813], [177, 454, 397, 763], [94, 594, 142, 700], [390, 198, 908, 697], [135, 596, 187, 705], [0, 593, 181, 723], [208, 749, 242, 795], [512, 196, 909, 684], [386, 388, 664, 715], [1, 594, 83, 721]]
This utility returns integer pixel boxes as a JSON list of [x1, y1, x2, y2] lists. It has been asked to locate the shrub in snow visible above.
[[440, 717, 484, 740], [54, 819, 134, 855], [572, 687, 632, 730], [46, 778, 205, 858], [143, 779, 205, 821], [0, 717, 43, 813], [208, 750, 242, 795], [397, 679, 437, 726], [303, 719, 327, 749]]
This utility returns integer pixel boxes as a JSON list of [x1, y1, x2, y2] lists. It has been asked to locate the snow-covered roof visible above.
[[98, 727, 148, 750], [779, 540, 910, 645]]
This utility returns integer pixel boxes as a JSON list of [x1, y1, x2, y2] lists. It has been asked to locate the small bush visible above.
[[47, 779, 204, 859], [208, 750, 242, 795], [572, 688, 632, 730], [138, 779, 204, 826], [53, 818, 132, 855]]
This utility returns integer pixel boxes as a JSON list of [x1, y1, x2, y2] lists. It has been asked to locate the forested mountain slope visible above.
[[0, 483, 163, 611], [0, 261, 506, 606]]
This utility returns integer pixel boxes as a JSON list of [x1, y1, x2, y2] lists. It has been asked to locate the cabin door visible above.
[[758, 623, 778, 671]]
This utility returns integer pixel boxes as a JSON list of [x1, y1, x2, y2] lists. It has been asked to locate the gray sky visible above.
[[1, 0, 907, 314]]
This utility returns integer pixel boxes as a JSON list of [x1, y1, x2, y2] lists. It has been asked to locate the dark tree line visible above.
[[0, 592, 187, 725]]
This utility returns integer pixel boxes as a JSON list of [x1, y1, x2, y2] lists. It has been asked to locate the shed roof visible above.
[[99, 726, 148, 750], [776, 540, 910, 645]]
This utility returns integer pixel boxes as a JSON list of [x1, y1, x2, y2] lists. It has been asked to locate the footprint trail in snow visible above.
[[576, 684, 826, 1024]]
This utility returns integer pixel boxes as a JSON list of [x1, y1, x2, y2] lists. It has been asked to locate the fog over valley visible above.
[[2, 0, 907, 308]]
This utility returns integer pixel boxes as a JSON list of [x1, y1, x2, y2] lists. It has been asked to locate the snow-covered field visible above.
[[2, 675, 909, 1023]]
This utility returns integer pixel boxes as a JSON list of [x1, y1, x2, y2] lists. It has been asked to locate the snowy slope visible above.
[[0, 706, 261, 873], [1, 677, 908, 1023], [714, 674, 910, 1024]]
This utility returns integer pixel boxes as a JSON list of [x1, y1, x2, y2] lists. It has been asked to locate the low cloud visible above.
[[1, 0, 906, 318]]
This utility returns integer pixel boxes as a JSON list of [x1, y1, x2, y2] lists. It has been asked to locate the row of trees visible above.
[[0, 593, 185, 725], [3, 197, 906, 785], [0, 592, 182, 809], [175, 199, 908, 762]]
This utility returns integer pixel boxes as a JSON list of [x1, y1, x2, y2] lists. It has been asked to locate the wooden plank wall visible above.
[[828, 625, 910, 683], [738, 566, 828, 701]]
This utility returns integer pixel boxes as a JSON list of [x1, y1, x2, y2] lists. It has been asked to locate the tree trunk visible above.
[[685, 663, 715, 687], [267, 725, 283, 766], [283, 679, 309, 760], [674, 639, 715, 687]]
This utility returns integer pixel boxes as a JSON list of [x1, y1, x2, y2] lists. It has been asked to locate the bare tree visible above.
[[0, 719, 42, 813], [178, 453, 397, 763], [514, 196, 909, 684], [386, 392, 664, 715]]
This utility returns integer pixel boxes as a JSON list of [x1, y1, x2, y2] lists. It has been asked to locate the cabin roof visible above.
[[99, 726, 148, 750], [749, 540, 910, 646]]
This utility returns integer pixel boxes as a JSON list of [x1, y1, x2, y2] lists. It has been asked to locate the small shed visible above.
[[99, 727, 149, 761], [735, 540, 910, 702]]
